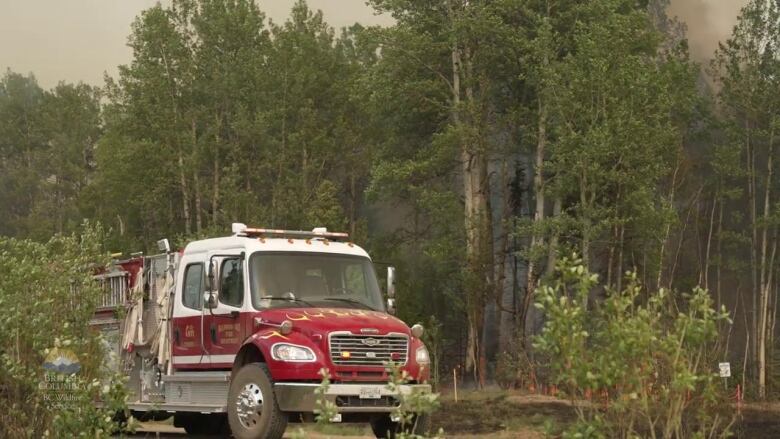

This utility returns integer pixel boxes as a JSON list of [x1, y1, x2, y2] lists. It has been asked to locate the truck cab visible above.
[[108, 224, 431, 438]]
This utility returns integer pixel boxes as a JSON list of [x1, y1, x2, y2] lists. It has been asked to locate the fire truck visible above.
[[92, 223, 431, 438]]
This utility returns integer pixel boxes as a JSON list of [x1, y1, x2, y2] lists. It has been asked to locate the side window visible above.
[[220, 258, 244, 307], [183, 263, 204, 310]]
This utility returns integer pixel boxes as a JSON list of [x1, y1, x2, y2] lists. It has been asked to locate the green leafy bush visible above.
[[312, 362, 442, 439], [0, 224, 128, 438], [534, 255, 734, 438]]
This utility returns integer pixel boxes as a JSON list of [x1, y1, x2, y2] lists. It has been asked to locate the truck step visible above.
[[162, 371, 230, 383], [128, 401, 226, 413]]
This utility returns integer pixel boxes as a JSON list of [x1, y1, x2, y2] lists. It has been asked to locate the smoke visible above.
[[667, 0, 748, 61]]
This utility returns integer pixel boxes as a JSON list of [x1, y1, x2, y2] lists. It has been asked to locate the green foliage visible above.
[[385, 362, 443, 439], [0, 71, 101, 241], [534, 255, 734, 438], [311, 363, 442, 438], [710, 0, 780, 397], [79, 0, 375, 251], [541, 0, 698, 270], [313, 367, 339, 425], [0, 224, 129, 438]]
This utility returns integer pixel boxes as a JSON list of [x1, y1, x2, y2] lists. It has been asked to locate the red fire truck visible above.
[[93, 224, 431, 438]]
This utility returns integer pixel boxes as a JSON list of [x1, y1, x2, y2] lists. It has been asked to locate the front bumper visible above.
[[274, 382, 431, 413]]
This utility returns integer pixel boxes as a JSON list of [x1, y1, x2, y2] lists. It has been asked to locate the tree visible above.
[[712, 0, 780, 399], [95, 0, 364, 250], [366, 0, 529, 385], [0, 71, 101, 240]]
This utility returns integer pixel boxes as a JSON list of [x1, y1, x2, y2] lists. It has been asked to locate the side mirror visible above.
[[386, 298, 396, 315], [156, 238, 171, 253], [387, 266, 396, 298], [204, 291, 218, 309]]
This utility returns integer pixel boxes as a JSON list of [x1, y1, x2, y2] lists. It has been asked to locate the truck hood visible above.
[[254, 307, 410, 336]]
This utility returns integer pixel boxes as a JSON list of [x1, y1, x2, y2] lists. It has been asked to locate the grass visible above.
[[309, 423, 371, 436], [431, 389, 575, 436]]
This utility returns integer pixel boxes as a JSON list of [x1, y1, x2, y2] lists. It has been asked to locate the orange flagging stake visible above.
[[735, 384, 742, 408]]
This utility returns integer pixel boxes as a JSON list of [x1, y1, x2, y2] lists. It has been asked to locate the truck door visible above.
[[201, 252, 246, 368], [171, 261, 207, 368]]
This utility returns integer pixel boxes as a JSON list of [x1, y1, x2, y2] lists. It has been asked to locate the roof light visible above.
[[236, 225, 350, 241], [232, 223, 247, 235]]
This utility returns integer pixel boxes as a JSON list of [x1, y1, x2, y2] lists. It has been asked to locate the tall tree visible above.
[[713, 0, 780, 398], [0, 72, 101, 239]]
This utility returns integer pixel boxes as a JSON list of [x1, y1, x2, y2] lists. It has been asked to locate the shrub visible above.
[[0, 224, 128, 438], [533, 255, 734, 438]]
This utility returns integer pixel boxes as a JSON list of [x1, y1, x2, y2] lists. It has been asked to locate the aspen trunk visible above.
[[194, 171, 202, 234], [580, 170, 591, 269], [716, 199, 724, 309], [546, 198, 562, 275], [757, 122, 774, 398], [213, 154, 219, 226], [177, 150, 191, 236], [191, 120, 202, 234], [213, 115, 221, 227], [703, 194, 717, 290], [747, 119, 758, 375], [523, 94, 547, 341], [657, 164, 680, 289], [349, 173, 357, 237], [450, 19, 492, 386], [607, 224, 616, 288], [616, 224, 625, 293], [496, 162, 513, 354]]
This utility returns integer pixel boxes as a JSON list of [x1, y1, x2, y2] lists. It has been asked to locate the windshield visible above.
[[249, 252, 384, 311]]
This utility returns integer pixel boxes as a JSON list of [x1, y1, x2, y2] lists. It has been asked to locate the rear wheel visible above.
[[371, 414, 431, 438], [227, 362, 288, 439]]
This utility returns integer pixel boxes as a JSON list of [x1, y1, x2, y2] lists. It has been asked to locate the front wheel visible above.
[[371, 413, 431, 438], [227, 362, 288, 439]]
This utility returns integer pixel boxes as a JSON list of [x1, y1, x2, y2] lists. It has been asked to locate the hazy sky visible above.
[[0, 1, 743, 89], [668, 0, 748, 62], [0, 0, 392, 88]]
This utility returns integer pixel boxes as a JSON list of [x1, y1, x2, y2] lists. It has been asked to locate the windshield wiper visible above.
[[257, 296, 315, 307], [320, 297, 376, 311]]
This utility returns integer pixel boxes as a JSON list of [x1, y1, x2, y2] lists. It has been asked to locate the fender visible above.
[[237, 328, 327, 381]]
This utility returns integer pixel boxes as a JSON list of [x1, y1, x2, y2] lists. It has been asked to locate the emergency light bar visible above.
[[231, 223, 349, 241]]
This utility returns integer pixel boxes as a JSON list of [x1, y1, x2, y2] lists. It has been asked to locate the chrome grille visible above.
[[329, 333, 409, 366]]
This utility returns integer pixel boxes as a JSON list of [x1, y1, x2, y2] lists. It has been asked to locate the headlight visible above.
[[271, 343, 316, 362], [415, 346, 430, 364]]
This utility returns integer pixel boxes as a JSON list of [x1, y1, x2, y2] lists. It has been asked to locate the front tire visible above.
[[371, 413, 431, 438], [227, 362, 288, 439]]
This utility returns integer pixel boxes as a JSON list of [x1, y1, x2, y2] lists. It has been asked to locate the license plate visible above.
[[359, 386, 382, 399]]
